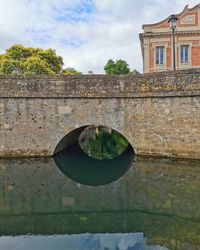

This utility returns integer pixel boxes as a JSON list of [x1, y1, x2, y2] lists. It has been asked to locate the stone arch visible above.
[[53, 124, 135, 186]]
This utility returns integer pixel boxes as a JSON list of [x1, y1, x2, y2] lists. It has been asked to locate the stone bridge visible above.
[[0, 69, 200, 159]]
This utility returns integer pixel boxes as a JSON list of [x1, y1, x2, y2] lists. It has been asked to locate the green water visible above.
[[0, 154, 200, 249]]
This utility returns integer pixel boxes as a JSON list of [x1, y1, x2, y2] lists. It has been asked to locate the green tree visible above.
[[0, 58, 24, 74], [6, 44, 33, 60], [85, 130, 129, 160], [61, 67, 82, 75], [37, 48, 63, 74], [104, 59, 130, 75], [0, 44, 80, 75], [79, 126, 129, 160], [23, 56, 54, 75]]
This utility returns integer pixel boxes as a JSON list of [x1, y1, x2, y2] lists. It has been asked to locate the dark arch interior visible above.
[[53, 125, 135, 186], [53, 125, 88, 155]]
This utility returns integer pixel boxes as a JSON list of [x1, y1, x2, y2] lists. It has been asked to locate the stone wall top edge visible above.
[[0, 69, 200, 98], [0, 68, 200, 79], [0, 93, 199, 99], [0, 74, 141, 79]]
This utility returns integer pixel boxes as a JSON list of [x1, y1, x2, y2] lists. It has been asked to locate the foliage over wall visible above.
[[104, 59, 140, 75], [0, 44, 81, 75]]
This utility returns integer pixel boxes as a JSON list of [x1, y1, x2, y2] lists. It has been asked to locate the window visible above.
[[156, 46, 164, 65], [180, 45, 189, 64]]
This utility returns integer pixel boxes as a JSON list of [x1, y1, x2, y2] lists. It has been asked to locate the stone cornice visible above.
[[139, 30, 200, 39]]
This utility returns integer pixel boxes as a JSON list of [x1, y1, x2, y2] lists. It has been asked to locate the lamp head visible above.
[[168, 15, 179, 29]]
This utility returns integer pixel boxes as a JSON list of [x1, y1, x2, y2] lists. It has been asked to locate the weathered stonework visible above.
[[0, 69, 200, 158]]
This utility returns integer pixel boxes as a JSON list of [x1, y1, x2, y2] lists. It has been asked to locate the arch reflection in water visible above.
[[53, 143, 134, 186], [53, 126, 135, 186]]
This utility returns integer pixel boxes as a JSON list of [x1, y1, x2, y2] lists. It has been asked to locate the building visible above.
[[140, 4, 200, 73]]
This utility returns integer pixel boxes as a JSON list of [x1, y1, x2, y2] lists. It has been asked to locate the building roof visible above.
[[142, 4, 200, 29]]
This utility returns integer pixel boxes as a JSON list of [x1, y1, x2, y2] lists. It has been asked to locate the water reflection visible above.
[[0, 233, 169, 250], [53, 142, 134, 186], [0, 157, 200, 249]]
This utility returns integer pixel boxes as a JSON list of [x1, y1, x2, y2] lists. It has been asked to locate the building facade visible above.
[[140, 4, 200, 73]]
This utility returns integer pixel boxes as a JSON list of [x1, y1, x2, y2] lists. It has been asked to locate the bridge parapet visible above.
[[0, 69, 200, 98], [0, 69, 200, 158]]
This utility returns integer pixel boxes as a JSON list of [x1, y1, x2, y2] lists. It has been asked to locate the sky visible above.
[[0, 233, 169, 250], [0, 0, 199, 73]]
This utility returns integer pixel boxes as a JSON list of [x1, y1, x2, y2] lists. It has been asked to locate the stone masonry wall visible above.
[[0, 69, 200, 158]]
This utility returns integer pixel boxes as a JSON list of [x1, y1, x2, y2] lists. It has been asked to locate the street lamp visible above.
[[168, 15, 179, 71]]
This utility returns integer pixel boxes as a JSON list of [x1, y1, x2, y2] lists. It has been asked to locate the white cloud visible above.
[[0, 0, 199, 73]]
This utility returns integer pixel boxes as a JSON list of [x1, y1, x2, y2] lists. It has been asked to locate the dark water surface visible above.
[[0, 152, 200, 249], [53, 143, 134, 186]]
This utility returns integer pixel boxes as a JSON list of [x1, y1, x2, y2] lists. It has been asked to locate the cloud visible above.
[[0, 0, 199, 73]]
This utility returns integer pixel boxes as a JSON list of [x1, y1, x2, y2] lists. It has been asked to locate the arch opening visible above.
[[53, 125, 135, 186]]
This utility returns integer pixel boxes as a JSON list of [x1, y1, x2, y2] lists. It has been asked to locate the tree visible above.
[[37, 48, 63, 74], [129, 69, 141, 76], [61, 67, 82, 75], [104, 59, 130, 75], [23, 56, 54, 75], [0, 58, 23, 75], [0, 44, 81, 75], [79, 126, 129, 160]]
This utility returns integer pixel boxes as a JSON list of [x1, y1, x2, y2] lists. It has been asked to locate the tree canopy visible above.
[[104, 59, 141, 75], [0, 44, 81, 75], [104, 59, 130, 75], [61, 67, 82, 75], [79, 126, 129, 160]]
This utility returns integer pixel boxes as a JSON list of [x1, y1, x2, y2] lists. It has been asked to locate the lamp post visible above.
[[168, 15, 179, 71]]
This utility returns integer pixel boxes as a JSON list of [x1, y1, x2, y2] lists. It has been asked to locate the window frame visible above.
[[155, 46, 165, 66], [180, 45, 189, 64]]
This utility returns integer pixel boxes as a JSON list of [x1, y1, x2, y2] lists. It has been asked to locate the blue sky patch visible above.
[[54, 0, 95, 23], [59, 38, 86, 48], [25, 28, 53, 46]]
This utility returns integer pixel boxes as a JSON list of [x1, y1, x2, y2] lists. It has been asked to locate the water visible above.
[[0, 234, 169, 250], [0, 153, 200, 249], [53, 143, 134, 186]]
